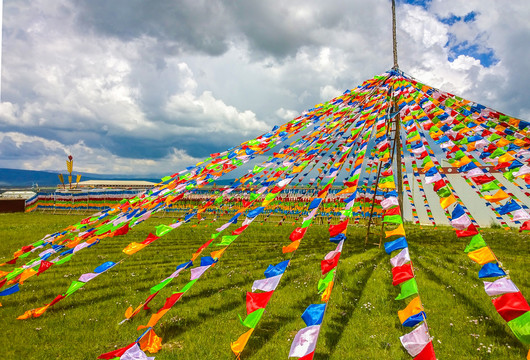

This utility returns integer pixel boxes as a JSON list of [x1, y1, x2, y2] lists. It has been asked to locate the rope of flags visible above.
[[0, 69, 528, 359]]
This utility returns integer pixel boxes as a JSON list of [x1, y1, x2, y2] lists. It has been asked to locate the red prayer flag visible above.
[[455, 223, 479, 238], [492, 292, 530, 322], [290, 227, 307, 242], [113, 223, 130, 236], [162, 292, 184, 310], [472, 175, 495, 185], [321, 253, 341, 275], [520, 220, 530, 232], [413, 341, 436, 360], [392, 263, 414, 286], [384, 207, 401, 216], [37, 261, 53, 276], [232, 225, 249, 236], [299, 352, 315, 360], [142, 233, 160, 245], [98, 342, 136, 359], [328, 220, 348, 237], [246, 291, 275, 314], [143, 291, 160, 311], [48, 294, 66, 307], [432, 179, 446, 192]]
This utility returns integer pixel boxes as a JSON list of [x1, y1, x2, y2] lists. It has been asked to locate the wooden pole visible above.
[[392, 0, 399, 69]]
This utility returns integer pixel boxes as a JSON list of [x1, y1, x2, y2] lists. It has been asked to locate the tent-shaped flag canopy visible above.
[[1, 69, 529, 359]]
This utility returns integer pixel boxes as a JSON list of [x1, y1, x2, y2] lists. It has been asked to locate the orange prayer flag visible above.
[[33, 304, 51, 318], [210, 247, 227, 260], [139, 329, 162, 354], [231, 328, 255, 356], [282, 240, 301, 254], [398, 296, 424, 324], [137, 308, 170, 330], [385, 224, 405, 238], [17, 309, 34, 320], [19, 268, 37, 284], [484, 189, 509, 204]]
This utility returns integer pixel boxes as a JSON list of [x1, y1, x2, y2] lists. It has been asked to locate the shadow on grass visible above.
[[317, 252, 387, 360], [413, 257, 527, 355], [159, 300, 241, 340]]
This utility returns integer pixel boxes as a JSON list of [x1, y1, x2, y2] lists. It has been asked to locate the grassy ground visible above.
[[0, 212, 528, 359]]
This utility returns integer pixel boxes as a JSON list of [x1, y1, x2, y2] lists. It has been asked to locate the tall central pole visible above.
[[392, 0, 399, 69]]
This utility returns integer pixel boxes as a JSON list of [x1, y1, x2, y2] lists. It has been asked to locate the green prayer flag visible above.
[[239, 308, 265, 328], [65, 280, 86, 297], [6, 267, 25, 281], [383, 215, 403, 224], [155, 224, 173, 237], [150, 278, 173, 294], [437, 186, 451, 198], [55, 254, 73, 265], [395, 278, 418, 300], [161, 176, 172, 182], [179, 279, 197, 293], [490, 147, 506, 158], [211, 232, 221, 239], [249, 193, 260, 201], [301, 219, 312, 228], [265, 193, 277, 201], [507, 311, 530, 344], [464, 234, 488, 253], [217, 235, 238, 246], [454, 150, 466, 160], [379, 175, 394, 184], [504, 170, 515, 182], [481, 182, 500, 192], [318, 270, 336, 293], [19, 251, 32, 259]]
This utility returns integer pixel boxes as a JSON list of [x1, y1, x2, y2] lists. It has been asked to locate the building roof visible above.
[[73, 180, 156, 189], [0, 191, 37, 199]]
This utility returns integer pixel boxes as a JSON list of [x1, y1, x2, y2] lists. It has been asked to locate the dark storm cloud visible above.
[[72, 0, 233, 56]]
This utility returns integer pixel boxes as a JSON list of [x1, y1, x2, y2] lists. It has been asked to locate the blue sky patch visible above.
[[398, 0, 431, 10], [446, 34, 499, 67], [440, 11, 477, 25]]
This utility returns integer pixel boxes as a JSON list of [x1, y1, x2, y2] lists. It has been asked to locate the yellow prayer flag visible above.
[[423, 161, 435, 171], [467, 247, 496, 265], [379, 181, 396, 190], [231, 328, 255, 356], [398, 296, 424, 324], [123, 242, 147, 255], [337, 187, 357, 195], [321, 281, 334, 302], [440, 195, 456, 209], [498, 153, 515, 163], [385, 224, 406, 238]]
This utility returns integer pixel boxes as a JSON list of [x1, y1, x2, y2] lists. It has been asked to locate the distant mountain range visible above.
[[0, 168, 238, 188], [0, 168, 163, 187]]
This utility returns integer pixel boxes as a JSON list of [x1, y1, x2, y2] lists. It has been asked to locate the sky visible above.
[[1, 0, 529, 176]]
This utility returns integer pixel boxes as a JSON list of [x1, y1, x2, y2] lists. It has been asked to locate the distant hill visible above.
[[0, 168, 162, 187]]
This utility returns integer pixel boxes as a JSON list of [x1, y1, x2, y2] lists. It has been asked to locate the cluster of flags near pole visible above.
[[0, 69, 528, 358]]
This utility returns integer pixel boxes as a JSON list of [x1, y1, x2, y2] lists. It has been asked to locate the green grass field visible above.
[[0, 212, 528, 359]]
